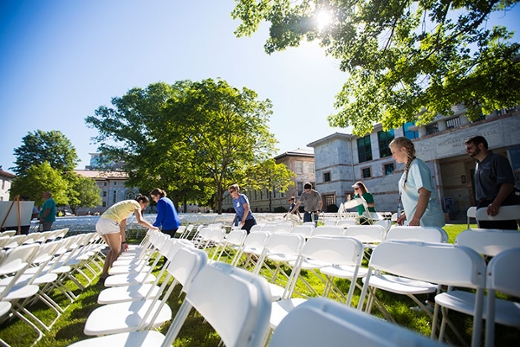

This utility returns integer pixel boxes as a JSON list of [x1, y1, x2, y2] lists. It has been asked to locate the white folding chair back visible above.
[[269, 298, 445, 347], [232, 231, 270, 267], [475, 205, 520, 223], [335, 219, 357, 228], [343, 225, 386, 245], [273, 223, 293, 233], [213, 229, 246, 263], [290, 225, 314, 238], [455, 228, 520, 257], [0, 230, 16, 237], [386, 226, 448, 243], [249, 224, 263, 233], [485, 248, 520, 347], [466, 206, 477, 229], [311, 226, 343, 237]]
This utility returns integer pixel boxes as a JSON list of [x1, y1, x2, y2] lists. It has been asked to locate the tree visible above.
[[86, 79, 277, 213], [243, 159, 296, 212], [232, 0, 520, 135], [10, 162, 69, 206], [68, 174, 102, 215], [11, 130, 80, 176]]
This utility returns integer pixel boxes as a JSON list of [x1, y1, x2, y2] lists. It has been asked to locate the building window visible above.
[[378, 130, 394, 158], [322, 194, 336, 211], [384, 163, 395, 175], [114, 181, 117, 185], [357, 135, 372, 163], [446, 117, 460, 129], [103, 191, 107, 197], [126, 191, 136, 200], [323, 172, 331, 182], [403, 122, 418, 139], [102, 201, 106, 207], [426, 123, 438, 135], [103, 182, 107, 186], [297, 182, 303, 196], [113, 191, 117, 204], [295, 161, 303, 174], [362, 167, 371, 179]]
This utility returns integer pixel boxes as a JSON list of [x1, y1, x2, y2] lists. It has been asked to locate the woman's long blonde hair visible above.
[[389, 137, 416, 188]]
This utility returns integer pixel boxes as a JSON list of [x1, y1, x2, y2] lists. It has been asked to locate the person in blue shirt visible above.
[[150, 188, 180, 238], [228, 184, 257, 234]]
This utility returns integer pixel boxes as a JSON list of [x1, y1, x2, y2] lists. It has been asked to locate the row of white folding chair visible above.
[[211, 229, 247, 264], [357, 240, 490, 347], [1, 228, 69, 250], [83, 245, 208, 337], [69, 261, 271, 347]]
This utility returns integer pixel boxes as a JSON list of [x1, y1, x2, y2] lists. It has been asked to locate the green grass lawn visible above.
[[1, 224, 518, 347]]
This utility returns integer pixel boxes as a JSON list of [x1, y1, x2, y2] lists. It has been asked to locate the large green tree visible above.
[[232, 0, 520, 135], [10, 162, 69, 206], [11, 130, 79, 176], [243, 159, 296, 212], [86, 79, 277, 212], [68, 174, 102, 215]]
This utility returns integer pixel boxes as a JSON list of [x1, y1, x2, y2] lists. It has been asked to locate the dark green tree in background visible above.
[[232, 0, 520, 135], [11, 130, 79, 176], [68, 174, 102, 215]]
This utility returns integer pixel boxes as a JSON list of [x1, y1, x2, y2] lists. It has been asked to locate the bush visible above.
[[327, 203, 339, 212], [274, 206, 288, 213]]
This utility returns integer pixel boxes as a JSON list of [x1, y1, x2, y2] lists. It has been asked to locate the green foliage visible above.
[[9, 162, 69, 205], [86, 79, 278, 212], [68, 174, 102, 214], [11, 130, 79, 176], [232, 0, 520, 136]]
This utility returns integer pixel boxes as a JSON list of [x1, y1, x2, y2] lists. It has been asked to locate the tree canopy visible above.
[[68, 174, 102, 214], [85, 79, 279, 212], [11, 130, 79, 176], [232, 0, 520, 135], [10, 162, 69, 206]]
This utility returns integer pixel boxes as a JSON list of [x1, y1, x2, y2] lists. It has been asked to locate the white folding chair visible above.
[[386, 226, 448, 243], [311, 225, 343, 237], [212, 229, 246, 264], [253, 233, 305, 301], [475, 205, 520, 227], [83, 247, 208, 336], [466, 206, 477, 229], [272, 222, 293, 233], [290, 225, 314, 238], [484, 248, 520, 347], [455, 228, 520, 257], [231, 231, 270, 269], [269, 298, 445, 347], [69, 262, 272, 347], [335, 219, 357, 228], [269, 236, 364, 332], [358, 241, 487, 347], [97, 240, 193, 304]]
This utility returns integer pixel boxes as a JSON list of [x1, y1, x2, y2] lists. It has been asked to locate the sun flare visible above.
[[316, 9, 332, 31]]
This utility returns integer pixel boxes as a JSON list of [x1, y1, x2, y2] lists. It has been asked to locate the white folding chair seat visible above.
[[84, 247, 208, 336], [269, 298, 445, 347], [359, 241, 486, 347], [386, 226, 448, 243], [311, 226, 343, 237], [3, 235, 28, 249], [70, 262, 271, 347], [202, 228, 227, 259], [109, 233, 168, 274]]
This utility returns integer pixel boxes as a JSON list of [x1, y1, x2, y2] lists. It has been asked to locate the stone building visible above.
[[309, 109, 520, 219], [0, 167, 16, 201], [74, 170, 140, 215], [222, 148, 316, 212]]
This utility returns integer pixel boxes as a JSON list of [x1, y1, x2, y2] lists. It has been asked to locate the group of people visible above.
[[95, 188, 180, 285]]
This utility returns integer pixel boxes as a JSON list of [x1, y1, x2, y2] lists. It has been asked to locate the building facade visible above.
[[309, 109, 520, 219], [0, 167, 16, 201], [222, 148, 316, 213]]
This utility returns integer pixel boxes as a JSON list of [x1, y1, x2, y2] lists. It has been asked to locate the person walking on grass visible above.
[[95, 195, 158, 285]]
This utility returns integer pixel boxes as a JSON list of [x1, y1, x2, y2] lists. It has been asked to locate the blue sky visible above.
[[1, 1, 519, 172]]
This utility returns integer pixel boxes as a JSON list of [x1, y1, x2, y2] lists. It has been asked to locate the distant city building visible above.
[[85, 153, 126, 171], [0, 166, 16, 201]]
